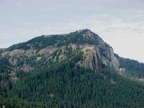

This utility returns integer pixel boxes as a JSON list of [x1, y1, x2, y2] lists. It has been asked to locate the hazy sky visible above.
[[0, 0, 144, 62]]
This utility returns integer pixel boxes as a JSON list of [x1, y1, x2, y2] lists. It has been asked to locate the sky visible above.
[[0, 0, 144, 63]]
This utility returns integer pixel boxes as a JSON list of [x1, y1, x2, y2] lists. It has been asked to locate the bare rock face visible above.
[[78, 30, 120, 71], [38, 46, 57, 55], [80, 45, 120, 71], [80, 46, 99, 70], [99, 47, 120, 71]]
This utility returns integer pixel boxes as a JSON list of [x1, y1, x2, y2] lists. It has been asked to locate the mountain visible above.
[[0, 29, 144, 107]]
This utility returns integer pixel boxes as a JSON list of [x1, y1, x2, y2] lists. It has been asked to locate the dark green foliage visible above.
[[0, 49, 5, 54], [7, 29, 100, 51], [6, 35, 61, 51], [0, 57, 10, 66], [10, 53, 144, 108], [1, 29, 144, 107], [0, 95, 47, 108], [57, 30, 97, 47], [0, 66, 12, 92], [116, 54, 144, 78], [15, 71, 27, 79]]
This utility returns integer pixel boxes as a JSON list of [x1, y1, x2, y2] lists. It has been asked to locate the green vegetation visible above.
[[13, 64, 144, 107], [7, 29, 99, 51], [0, 52, 144, 108], [116, 54, 144, 78], [0, 95, 47, 108], [1, 29, 144, 107]]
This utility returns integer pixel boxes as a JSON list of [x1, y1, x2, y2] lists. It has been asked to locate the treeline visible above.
[[7, 29, 99, 51]]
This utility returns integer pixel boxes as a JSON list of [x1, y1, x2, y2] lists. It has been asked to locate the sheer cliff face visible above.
[[98, 46, 120, 71], [76, 30, 120, 71], [80, 44, 120, 71]]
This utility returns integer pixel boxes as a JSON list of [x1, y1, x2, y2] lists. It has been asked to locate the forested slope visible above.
[[0, 29, 144, 108]]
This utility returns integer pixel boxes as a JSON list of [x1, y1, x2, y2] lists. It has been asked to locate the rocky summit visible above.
[[0, 29, 144, 108]]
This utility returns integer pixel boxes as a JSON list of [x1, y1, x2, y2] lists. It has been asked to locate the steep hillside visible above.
[[116, 54, 144, 79], [0, 29, 144, 107], [0, 29, 120, 79], [1, 29, 143, 80]]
